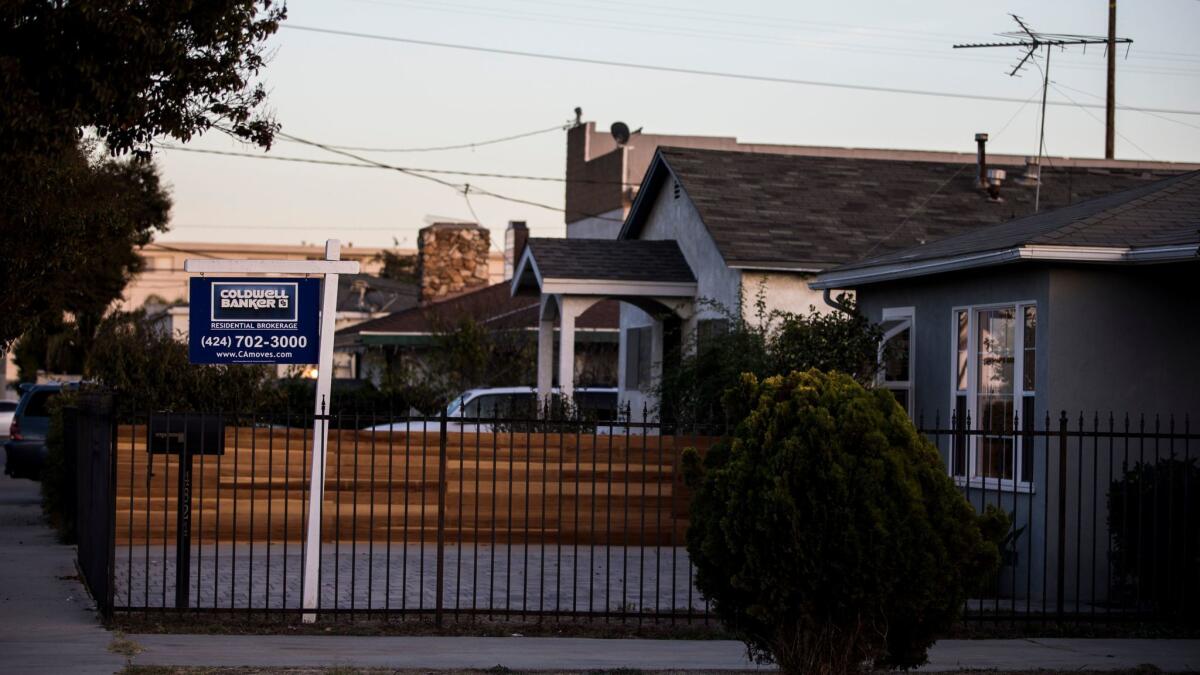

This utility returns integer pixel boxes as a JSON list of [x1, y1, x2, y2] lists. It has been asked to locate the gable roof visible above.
[[812, 170, 1200, 288], [336, 281, 619, 345], [522, 238, 695, 283], [620, 147, 1196, 271]]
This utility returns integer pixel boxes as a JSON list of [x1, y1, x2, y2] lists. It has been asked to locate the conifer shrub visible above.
[[682, 370, 1002, 675]]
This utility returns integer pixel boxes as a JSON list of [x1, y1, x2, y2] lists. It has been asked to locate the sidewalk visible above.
[[0, 473, 125, 674], [2, 470, 1197, 674], [122, 634, 1200, 672]]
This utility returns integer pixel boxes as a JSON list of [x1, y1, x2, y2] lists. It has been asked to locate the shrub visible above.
[[41, 393, 76, 541], [683, 370, 1001, 675], [1107, 457, 1200, 614], [656, 291, 884, 425]]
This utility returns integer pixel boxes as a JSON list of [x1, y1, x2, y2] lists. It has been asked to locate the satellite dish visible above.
[[610, 122, 631, 146]]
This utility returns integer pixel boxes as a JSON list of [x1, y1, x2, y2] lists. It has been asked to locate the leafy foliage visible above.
[[1, 143, 172, 353], [85, 311, 275, 412], [657, 291, 884, 424], [372, 240, 419, 283], [683, 370, 1001, 675], [1, 0, 282, 351], [425, 317, 537, 401], [1, 0, 285, 157], [1108, 457, 1200, 614]]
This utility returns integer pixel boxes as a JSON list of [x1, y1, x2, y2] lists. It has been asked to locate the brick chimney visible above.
[[503, 220, 529, 280], [417, 223, 491, 303]]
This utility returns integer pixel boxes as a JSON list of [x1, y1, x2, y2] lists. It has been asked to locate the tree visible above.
[[1, 0, 285, 157], [4, 142, 171, 368], [0, 0, 285, 350], [683, 370, 1002, 675], [373, 239, 419, 283]]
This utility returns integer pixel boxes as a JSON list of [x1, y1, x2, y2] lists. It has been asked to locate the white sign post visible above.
[[184, 239, 359, 623]]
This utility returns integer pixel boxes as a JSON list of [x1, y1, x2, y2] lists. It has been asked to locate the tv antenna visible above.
[[954, 14, 1132, 212]]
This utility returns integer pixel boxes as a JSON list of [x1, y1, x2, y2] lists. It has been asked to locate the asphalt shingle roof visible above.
[[626, 147, 1191, 269], [833, 170, 1200, 272], [525, 238, 696, 283], [338, 282, 619, 338]]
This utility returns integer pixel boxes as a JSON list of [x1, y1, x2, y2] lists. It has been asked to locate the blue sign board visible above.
[[188, 277, 321, 364]]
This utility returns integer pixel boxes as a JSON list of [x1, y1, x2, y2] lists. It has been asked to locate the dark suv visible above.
[[4, 383, 76, 480]]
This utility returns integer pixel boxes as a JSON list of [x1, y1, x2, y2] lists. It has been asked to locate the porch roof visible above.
[[511, 238, 697, 297]]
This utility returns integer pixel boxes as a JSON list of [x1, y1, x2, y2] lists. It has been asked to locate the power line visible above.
[[275, 122, 567, 153], [1050, 81, 1200, 133], [159, 144, 633, 184], [1050, 83, 1156, 160], [351, 0, 1200, 75], [273, 130, 626, 222], [281, 23, 1200, 116]]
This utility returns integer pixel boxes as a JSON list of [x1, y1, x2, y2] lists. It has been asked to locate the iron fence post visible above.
[[1056, 410, 1068, 618], [436, 407, 448, 627]]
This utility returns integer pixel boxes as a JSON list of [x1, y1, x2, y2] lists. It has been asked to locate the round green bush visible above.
[[683, 370, 1001, 675]]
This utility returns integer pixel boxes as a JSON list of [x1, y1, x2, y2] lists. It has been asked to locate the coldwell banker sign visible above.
[[188, 277, 320, 364]]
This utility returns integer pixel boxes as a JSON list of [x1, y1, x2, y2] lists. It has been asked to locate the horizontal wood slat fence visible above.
[[115, 424, 720, 547]]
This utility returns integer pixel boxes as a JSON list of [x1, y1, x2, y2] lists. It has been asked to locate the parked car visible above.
[[4, 382, 78, 480], [0, 399, 18, 441], [366, 386, 619, 433]]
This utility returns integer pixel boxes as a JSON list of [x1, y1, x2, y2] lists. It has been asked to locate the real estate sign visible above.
[[188, 277, 320, 364]]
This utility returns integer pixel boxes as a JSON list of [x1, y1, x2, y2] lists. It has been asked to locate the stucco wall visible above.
[[739, 271, 831, 325], [1045, 263, 1200, 418], [618, 171, 742, 417], [565, 208, 626, 240]]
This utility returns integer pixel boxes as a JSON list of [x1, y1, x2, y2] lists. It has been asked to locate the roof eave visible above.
[[510, 246, 544, 296], [617, 150, 672, 241], [539, 278, 698, 297], [811, 243, 1199, 289]]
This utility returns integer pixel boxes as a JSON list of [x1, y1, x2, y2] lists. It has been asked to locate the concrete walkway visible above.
[[122, 634, 1200, 672], [2, 469, 1198, 674], [0, 472, 126, 674]]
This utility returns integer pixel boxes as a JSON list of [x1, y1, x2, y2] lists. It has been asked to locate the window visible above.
[[950, 303, 1037, 488], [696, 318, 730, 353], [624, 326, 653, 391], [879, 308, 914, 416]]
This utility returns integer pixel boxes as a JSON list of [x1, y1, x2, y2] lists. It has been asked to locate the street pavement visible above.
[[1, 466, 1197, 674]]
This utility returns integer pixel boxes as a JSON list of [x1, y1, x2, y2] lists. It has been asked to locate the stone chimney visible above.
[[417, 222, 491, 303]]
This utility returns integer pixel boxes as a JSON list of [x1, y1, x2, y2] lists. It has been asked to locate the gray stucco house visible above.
[[813, 170, 1200, 609]]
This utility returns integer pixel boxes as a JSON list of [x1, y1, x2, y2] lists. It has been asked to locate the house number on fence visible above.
[[184, 240, 359, 622]]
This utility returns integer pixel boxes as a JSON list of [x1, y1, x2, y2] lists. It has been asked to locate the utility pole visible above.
[[954, 15, 1131, 211], [1106, 0, 1117, 159]]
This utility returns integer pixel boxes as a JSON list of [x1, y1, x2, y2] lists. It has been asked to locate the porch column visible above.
[[650, 316, 665, 389], [558, 308, 576, 402], [537, 318, 554, 405]]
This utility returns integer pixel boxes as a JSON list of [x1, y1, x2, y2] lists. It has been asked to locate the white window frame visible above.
[[879, 306, 915, 417], [949, 300, 1037, 494]]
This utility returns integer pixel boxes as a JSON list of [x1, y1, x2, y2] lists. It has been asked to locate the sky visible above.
[[155, 0, 1200, 252]]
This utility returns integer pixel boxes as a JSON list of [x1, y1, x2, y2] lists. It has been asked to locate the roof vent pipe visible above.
[[986, 169, 1007, 202], [975, 133, 989, 188], [1020, 156, 1042, 186]]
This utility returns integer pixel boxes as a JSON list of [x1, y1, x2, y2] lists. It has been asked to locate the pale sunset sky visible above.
[[154, 0, 1200, 251]]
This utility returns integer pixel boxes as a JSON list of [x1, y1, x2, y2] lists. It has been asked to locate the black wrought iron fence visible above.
[[919, 409, 1198, 624], [101, 404, 723, 624], [75, 400, 1197, 628]]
